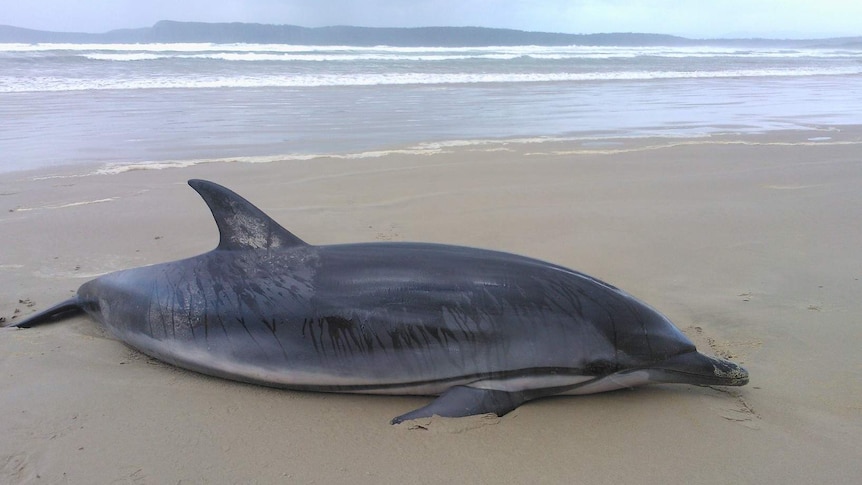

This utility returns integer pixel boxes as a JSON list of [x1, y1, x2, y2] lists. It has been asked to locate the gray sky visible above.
[[1, 0, 859, 39]]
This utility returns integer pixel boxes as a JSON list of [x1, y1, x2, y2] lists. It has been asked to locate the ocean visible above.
[[1, 42, 861, 174]]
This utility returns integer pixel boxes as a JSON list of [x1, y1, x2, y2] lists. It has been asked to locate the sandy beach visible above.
[[2, 130, 861, 483]]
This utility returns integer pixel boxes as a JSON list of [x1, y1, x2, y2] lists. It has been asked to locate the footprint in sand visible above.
[[1, 452, 36, 483], [370, 223, 402, 241]]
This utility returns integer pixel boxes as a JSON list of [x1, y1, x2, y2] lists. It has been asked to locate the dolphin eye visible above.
[[84, 300, 101, 313]]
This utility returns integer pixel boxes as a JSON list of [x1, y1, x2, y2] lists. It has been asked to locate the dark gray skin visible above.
[[9, 179, 748, 424]]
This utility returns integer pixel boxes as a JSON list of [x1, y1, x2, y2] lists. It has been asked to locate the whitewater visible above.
[[1, 42, 861, 173]]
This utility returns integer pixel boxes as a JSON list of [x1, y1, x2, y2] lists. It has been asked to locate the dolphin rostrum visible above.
[[8, 179, 748, 423]]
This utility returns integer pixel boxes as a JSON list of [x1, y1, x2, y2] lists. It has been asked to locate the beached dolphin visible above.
[[8, 179, 748, 423]]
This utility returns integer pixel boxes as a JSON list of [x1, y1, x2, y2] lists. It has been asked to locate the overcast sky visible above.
[[1, 0, 859, 39]]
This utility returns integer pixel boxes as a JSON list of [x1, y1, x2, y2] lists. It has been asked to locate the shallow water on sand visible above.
[[2, 43, 861, 174]]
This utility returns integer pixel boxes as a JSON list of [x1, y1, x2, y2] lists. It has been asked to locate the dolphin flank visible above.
[[8, 179, 748, 424]]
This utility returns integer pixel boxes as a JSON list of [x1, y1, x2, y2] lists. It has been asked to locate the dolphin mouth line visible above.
[[650, 367, 750, 386]]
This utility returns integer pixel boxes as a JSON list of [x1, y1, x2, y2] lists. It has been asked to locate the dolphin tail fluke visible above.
[[391, 386, 527, 424], [650, 351, 749, 387], [5, 297, 84, 328]]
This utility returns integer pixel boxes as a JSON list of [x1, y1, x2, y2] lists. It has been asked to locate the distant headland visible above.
[[1, 20, 860, 47]]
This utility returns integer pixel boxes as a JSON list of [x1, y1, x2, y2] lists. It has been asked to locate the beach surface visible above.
[[2, 130, 861, 484]]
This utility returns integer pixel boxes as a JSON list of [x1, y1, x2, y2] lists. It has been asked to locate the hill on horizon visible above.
[[1, 20, 860, 47]]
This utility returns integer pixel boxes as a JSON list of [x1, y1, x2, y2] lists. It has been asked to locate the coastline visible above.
[[2, 129, 861, 483], [4, 123, 857, 179]]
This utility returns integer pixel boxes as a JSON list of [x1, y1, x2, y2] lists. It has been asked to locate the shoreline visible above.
[[4, 123, 860, 180], [2, 129, 861, 483]]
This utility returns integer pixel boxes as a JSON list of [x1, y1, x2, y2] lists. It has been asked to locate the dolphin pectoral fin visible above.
[[390, 386, 527, 424]]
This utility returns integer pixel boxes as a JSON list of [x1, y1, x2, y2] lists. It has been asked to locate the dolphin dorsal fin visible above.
[[188, 179, 307, 250]]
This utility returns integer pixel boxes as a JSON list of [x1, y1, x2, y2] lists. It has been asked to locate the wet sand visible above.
[[2, 130, 861, 483]]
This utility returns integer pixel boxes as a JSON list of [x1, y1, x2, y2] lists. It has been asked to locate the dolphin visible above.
[[8, 179, 748, 423]]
